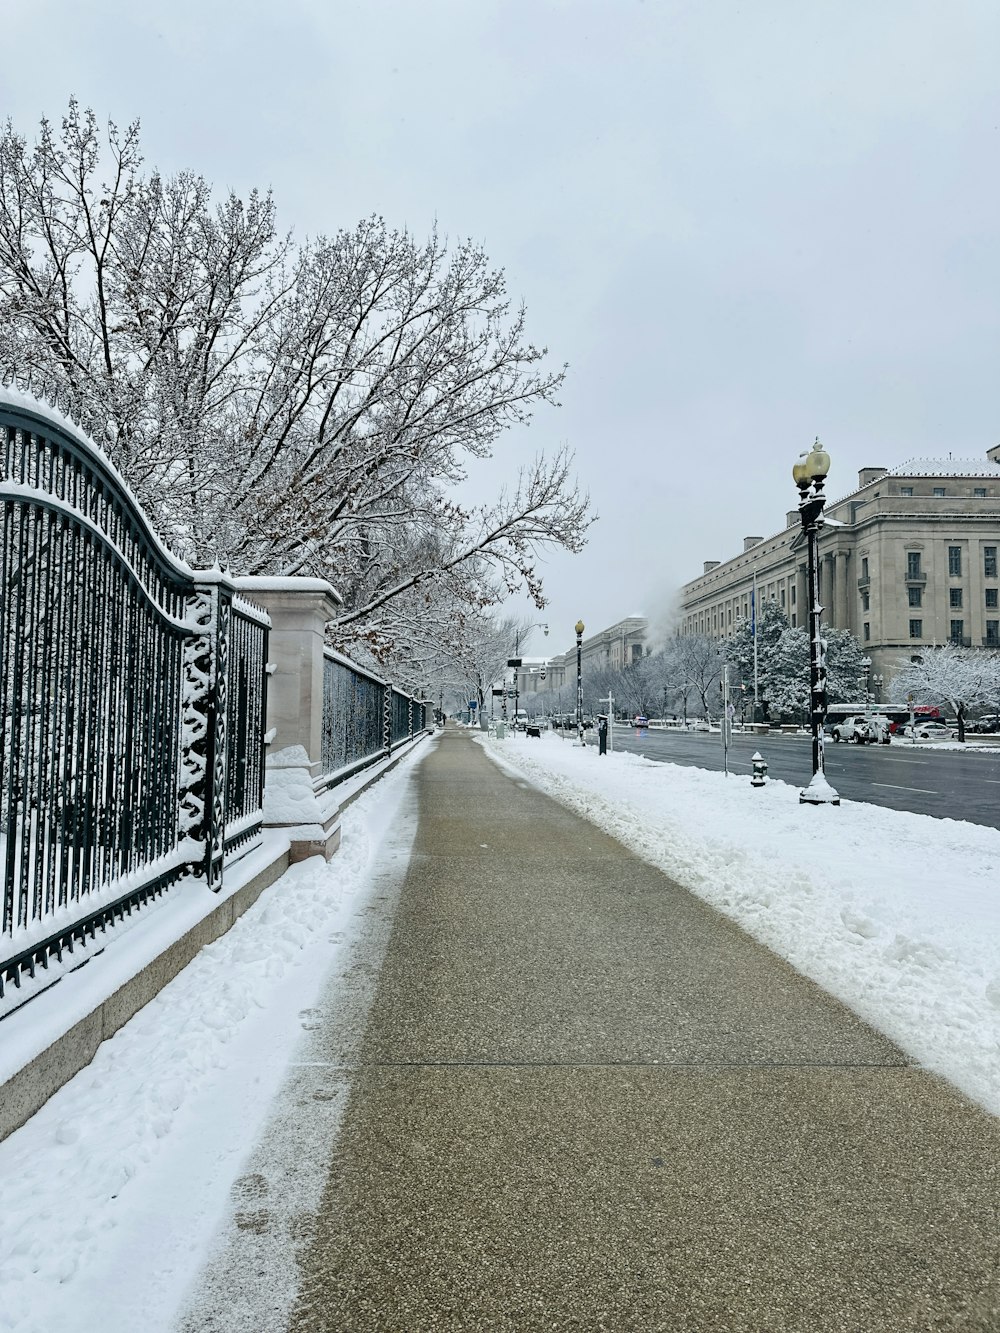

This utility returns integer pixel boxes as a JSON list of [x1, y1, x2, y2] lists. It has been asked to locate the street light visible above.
[[575, 619, 585, 745], [510, 622, 548, 731], [793, 438, 840, 806]]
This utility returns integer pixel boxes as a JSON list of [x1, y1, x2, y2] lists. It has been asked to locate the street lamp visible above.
[[575, 619, 585, 745], [860, 655, 872, 720], [793, 438, 840, 806], [510, 622, 548, 731]]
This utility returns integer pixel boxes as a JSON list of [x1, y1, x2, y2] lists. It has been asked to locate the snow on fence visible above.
[[319, 648, 428, 789], [0, 389, 269, 1002]]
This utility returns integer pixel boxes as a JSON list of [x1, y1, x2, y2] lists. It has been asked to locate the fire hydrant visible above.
[[751, 751, 768, 788]]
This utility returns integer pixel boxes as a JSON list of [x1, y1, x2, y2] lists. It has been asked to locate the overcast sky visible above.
[[5, 0, 1000, 659]]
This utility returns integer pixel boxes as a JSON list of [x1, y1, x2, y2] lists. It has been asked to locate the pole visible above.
[[599, 693, 615, 752], [513, 630, 519, 731], [722, 664, 730, 775], [800, 494, 838, 802], [806, 515, 822, 778], [752, 566, 759, 721], [575, 620, 585, 746]]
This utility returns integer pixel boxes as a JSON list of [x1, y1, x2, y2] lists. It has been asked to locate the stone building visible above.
[[511, 616, 648, 706], [679, 447, 1000, 682]]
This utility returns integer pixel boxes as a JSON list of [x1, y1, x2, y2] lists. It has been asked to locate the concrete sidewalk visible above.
[[182, 728, 1000, 1332]]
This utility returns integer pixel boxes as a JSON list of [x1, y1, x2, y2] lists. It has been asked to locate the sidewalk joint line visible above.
[[289, 1058, 912, 1071]]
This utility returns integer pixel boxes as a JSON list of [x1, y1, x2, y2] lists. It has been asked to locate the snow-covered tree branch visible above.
[[0, 102, 593, 659]]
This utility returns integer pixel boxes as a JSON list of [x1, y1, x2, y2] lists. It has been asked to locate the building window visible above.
[[791, 585, 796, 604], [950, 587, 963, 609], [861, 556, 869, 580], [950, 619, 965, 644], [909, 619, 922, 639], [863, 622, 870, 641], [780, 587, 786, 606], [974, 487, 987, 498], [987, 621, 1000, 646], [900, 486, 913, 497], [791, 614, 796, 627], [933, 487, 946, 497], [861, 591, 870, 611], [907, 552, 922, 579], [985, 547, 998, 578], [908, 586, 922, 607], [948, 546, 962, 576], [987, 588, 999, 609]]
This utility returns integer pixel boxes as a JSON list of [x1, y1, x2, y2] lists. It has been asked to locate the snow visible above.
[[478, 732, 1000, 1118], [234, 574, 343, 604], [0, 745, 428, 1333], [0, 385, 195, 580], [1, 725, 998, 1332], [887, 457, 1000, 477]]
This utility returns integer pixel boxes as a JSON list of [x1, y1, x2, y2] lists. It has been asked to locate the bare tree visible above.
[[0, 103, 593, 657], [663, 633, 725, 722], [889, 645, 1000, 742]]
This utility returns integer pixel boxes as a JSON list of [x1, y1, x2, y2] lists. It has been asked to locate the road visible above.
[[593, 725, 1000, 829]]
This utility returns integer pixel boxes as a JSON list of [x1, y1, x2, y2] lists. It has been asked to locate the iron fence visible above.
[[320, 650, 429, 787], [0, 391, 269, 1001]]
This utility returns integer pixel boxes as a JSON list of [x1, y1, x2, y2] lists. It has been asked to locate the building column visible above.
[[795, 563, 808, 628], [834, 550, 851, 631]]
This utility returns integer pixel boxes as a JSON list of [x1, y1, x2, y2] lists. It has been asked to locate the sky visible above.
[[1, 731, 998, 1329], [4, 0, 1000, 660]]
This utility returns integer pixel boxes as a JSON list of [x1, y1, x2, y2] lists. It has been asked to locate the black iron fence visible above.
[[0, 392, 269, 1000], [320, 650, 428, 787]]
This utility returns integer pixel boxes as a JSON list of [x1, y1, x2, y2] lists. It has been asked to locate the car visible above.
[[633, 715, 648, 728], [899, 719, 955, 740], [826, 715, 890, 744]]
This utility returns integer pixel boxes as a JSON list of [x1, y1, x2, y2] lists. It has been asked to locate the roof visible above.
[[887, 458, 1000, 478]]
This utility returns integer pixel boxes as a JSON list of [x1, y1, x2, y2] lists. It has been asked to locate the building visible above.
[[679, 446, 1000, 682], [512, 616, 648, 707]]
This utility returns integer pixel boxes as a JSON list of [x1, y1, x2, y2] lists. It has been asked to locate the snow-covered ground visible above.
[[479, 731, 1000, 1117], [1, 726, 998, 1333], [0, 744, 426, 1333]]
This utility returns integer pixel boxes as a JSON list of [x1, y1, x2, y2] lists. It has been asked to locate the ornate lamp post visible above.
[[793, 439, 840, 806], [860, 654, 872, 720], [575, 619, 585, 745]]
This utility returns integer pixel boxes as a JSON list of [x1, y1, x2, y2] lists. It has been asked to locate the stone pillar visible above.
[[834, 550, 851, 631], [795, 563, 808, 629], [234, 576, 344, 861]]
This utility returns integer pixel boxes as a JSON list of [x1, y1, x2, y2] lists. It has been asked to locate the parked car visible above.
[[968, 715, 1000, 733], [899, 719, 955, 740]]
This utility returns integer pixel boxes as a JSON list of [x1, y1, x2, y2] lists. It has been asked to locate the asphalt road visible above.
[[597, 725, 1000, 829]]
